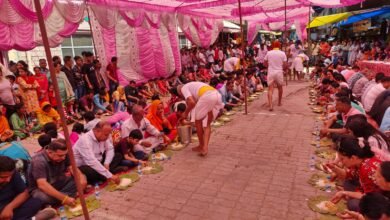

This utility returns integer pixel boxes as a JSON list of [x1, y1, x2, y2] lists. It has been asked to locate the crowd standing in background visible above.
[[0, 35, 389, 219]]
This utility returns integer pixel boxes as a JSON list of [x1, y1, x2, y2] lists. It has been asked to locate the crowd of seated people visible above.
[[0, 44, 268, 218], [310, 58, 390, 219]]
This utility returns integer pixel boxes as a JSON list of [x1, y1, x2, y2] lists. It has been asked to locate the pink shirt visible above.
[[343, 70, 356, 81], [342, 107, 363, 124]]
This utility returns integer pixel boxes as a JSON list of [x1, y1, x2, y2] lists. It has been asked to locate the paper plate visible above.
[[315, 148, 336, 160], [64, 196, 100, 219], [307, 173, 336, 191], [313, 109, 323, 114], [307, 195, 346, 215]]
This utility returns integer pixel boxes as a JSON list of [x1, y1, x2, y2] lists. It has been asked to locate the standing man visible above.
[[170, 82, 224, 156], [72, 56, 85, 99], [106, 57, 119, 95], [82, 52, 99, 94], [62, 56, 77, 96], [264, 40, 287, 111], [39, 59, 50, 79]]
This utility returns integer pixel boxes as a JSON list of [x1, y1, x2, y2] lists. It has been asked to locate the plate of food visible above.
[[315, 148, 336, 160], [311, 138, 333, 147], [169, 142, 186, 151], [308, 173, 336, 191], [315, 162, 333, 173], [308, 195, 346, 215], [211, 121, 224, 127], [141, 163, 163, 175], [106, 173, 140, 192], [150, 150, 173, 161], [64, 196, 100, 218], [219, 116, 231, 122], [224, 111, 235, 116], [313, 108, 323, 114]]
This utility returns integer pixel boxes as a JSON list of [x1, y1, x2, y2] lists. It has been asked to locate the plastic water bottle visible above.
[[94, 184, 100, 200], [137, 163, 143, 176], [309, 156, 316, 171], [59, 206, 68, 220], [151, 154, 156, 165]]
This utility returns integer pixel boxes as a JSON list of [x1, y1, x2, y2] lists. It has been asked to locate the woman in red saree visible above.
[[16, 68, 40, 113], [157, 78, 169, 96], [33, 66, 49, 104], [146, 100, 177, 143]]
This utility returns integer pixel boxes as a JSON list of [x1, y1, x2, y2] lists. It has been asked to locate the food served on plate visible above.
[[118, 178, 132, 188]]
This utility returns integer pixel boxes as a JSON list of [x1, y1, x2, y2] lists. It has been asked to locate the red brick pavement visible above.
[[75, 81, 325, 220]]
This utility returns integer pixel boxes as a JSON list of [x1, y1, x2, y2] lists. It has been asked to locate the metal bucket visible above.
[[177, 125, 191, 144]]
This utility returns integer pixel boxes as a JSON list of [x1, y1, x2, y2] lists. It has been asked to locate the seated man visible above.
[[0, 156, 56, 220], [320, 96, 363, 137], [218, 81, 241, 111], [116, 129, 148, 168], [121, 105, 164, 154], [79, 90, 95, 113], [93, 89, 112, 114], [74, 122, 121, 185], [36, 102, 60, 126], [124, 80, 141, 106], [28, 140, 86, 206]]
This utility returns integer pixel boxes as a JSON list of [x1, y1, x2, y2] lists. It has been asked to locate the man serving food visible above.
[[170, 82, 224, 156]]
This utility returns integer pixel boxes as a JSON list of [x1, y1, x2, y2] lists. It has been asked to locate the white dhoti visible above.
[[190, 90, 224, 127]]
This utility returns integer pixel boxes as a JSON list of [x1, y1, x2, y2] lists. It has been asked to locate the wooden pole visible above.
[[284, 0, 288, 86], [307, 4, 312, 74], [33, 0, 90, 219], [238, 0, 248, 115], [86, 4, 98, 57]]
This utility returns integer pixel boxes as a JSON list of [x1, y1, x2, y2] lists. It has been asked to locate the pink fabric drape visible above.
[[10, 0, 54, 22]]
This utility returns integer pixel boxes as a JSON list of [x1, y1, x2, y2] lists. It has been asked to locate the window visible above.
[[179, 35, 191, 49], [61, 33, 94, 58]]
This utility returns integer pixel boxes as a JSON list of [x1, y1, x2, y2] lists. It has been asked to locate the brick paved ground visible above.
[[77, 81, 325, 220]]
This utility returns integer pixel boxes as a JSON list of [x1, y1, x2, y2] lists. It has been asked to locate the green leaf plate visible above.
[[307, 195, 346, 215], [315, 148, 336, 160], [307, 173, 336, 191], [106, 172, 140, 192], [64, 195, 100, 219], [149, 150, 174, 161], [141, 162, 163, 175]]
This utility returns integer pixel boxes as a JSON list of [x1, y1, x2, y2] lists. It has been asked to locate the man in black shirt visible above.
[[82, 52, 99, 94], [0, 156, 49, 219], [61, 56, 77, 94], [125, 80, 140, 105], [72, 56, 86, 99]]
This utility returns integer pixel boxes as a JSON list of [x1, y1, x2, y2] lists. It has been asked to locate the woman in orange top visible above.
[[146, 100, 177, 143]]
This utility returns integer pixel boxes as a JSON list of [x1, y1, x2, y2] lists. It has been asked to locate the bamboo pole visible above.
[[86, 4, 98, 58], [33, 0, 90, 219], [238, 0, 248, 115], [284, 0, 288, 86], [307, 4, 312, 75]]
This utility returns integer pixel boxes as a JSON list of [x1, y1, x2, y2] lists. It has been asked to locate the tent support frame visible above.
[[238, 0, 248, 115]]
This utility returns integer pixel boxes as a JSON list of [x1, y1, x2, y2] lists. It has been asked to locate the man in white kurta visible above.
[[173, 82, 224, 156], [121, 105, 163, 154]]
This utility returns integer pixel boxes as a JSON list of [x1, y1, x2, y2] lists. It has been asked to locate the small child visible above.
[[70, 122, 84, 145], [116, 129, 147, 168], [37, 134, 52, 152]]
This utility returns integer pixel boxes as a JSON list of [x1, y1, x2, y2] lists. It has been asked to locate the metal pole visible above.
[[86, 4, 98, 57], [33, 0, 90, 219], [238, 0, 248, 115], [307, 4, 312, 74]]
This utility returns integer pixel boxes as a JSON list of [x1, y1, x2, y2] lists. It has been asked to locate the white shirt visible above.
[[223, 57, 240, 73], [181, 81, 209, 101], [256, 47, 268, 63], [73, 130, 114, 178], [121, 116, 160, 138], [206, 50, 215, 63], [264, 49, 287, 74]]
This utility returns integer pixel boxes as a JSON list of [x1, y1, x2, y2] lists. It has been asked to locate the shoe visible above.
[[34, 207, 57, 220]]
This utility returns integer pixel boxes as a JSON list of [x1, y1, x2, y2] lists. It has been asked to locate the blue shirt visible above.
[[93, 94, 107, 111]]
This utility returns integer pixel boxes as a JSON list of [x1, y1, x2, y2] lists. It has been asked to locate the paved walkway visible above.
[[80, 81, 322, 220]]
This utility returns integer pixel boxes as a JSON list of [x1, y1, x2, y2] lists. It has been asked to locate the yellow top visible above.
[[198, 85, 215, 97]]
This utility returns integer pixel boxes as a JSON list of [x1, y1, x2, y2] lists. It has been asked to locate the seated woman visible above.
[[116, 129, 148, 168], [0, 106, 14, 142], [112, 90, 126, 113], [146, 100, 176, 143], [10, 103, 41, 139], [70, 122, 84, 146], [346, 115, 390, 161], [329, 135, 382, 211], [156, 78, 169, 96], [36, 102, 60, 127]]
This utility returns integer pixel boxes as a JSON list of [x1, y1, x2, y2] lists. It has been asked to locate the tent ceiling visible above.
[[86, 0, 365, 21]]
